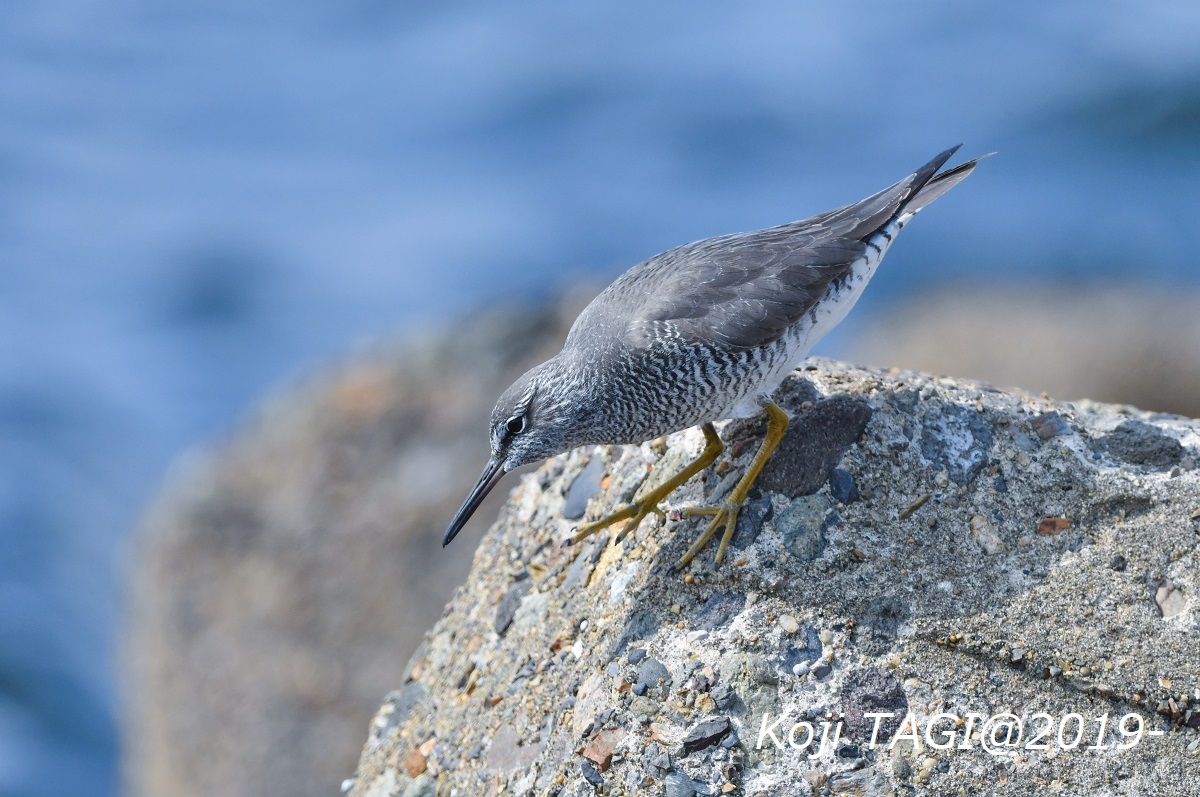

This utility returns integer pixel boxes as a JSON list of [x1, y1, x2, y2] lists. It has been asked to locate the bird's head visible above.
[[442, 357, 584, 546]]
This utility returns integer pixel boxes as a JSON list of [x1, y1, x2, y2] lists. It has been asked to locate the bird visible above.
[[443, 146, 985, 568]]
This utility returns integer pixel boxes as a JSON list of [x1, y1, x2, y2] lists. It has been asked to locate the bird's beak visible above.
[[442, 458, 507, 547]]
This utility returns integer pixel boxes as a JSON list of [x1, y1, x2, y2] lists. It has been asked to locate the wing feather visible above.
[[567, 147, 975, 355]]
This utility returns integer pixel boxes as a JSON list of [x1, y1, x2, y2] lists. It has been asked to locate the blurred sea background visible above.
[[2, 2, 1199, 796]]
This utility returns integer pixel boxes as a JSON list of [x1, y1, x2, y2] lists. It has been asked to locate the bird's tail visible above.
[[900, 148, 993, 219]]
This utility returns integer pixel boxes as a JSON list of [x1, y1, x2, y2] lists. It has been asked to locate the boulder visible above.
[[121, 299, 583, 797], [345, 360, 1200, 796]]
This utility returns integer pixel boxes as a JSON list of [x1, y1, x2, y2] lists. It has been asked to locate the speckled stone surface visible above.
[[346, 359, 1200, 797], [122, 299, 585, 797]]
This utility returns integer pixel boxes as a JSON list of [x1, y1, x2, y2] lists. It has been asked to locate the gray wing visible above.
[[601, 147, 966, 352]]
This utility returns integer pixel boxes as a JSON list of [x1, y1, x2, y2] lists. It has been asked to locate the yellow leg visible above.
[[572, 423, 724, 545], [678, 402, 789, 568]]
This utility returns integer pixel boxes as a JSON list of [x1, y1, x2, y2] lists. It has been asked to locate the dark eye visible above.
[[506, 414, 527, 435]]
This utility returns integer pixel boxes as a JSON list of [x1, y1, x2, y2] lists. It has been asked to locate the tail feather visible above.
[[900, 150, 993, 218]]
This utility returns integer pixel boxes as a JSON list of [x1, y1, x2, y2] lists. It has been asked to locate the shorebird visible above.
[[443, 146, 984, 567]]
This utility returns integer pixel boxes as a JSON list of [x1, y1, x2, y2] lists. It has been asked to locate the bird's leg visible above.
[[678, 402, 789, 568], [571, 423, 724, 545]]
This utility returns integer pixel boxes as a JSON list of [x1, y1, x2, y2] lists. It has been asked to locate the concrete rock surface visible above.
[[347, 360, 1200, 797], [121, 299, 584, 797]]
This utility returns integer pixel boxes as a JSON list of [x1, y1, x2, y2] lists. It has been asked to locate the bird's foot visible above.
[[571, 501, 666, 546], [678, 499, 742, 568]]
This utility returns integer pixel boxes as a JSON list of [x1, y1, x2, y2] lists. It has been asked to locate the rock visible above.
[[1036, 516, 1072, 536], [920, 403, 994, 485], [730, 496, 772, 549], [694, 591, 745, 632], [758, 394, 873, 497], [853, 599, 909, 657], [828, 467, 859, 504], [487, 722, 541, 773], [774, 495, 831, 561], [663, 770, 698, 797], [681, 716, 733, 755], [494, 577, 530, 635], [123, 300, 582, 797], [720, 654, 780, 722], [780, 625, 823, 670], [341, 360, 1200, 797], [511, 591, 550, 635], [630, 696, 658, 717], [402, 748, 426, 778], [969, 513, 1007, 554], [637, 657, 672, 692], [563, 454, 605, 520], [1031, 411, 1073, 440], [582, 728, 624, 771], [579, 759, 603, 787], [400, 775, 435, 797], [1155, 580, 1187, 620], [1096, 420, 1184, 469]]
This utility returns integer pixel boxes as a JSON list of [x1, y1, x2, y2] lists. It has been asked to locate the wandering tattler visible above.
[[444, 146, 984, 567]]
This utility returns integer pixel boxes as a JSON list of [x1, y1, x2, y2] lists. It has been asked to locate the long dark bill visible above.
[[442, 458, 507, 547]]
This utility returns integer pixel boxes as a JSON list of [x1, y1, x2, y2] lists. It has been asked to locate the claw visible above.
[[614, 519, 637, 544], [572, 503, 637, 543], [570, 422, 726, 561], [677, 499, 742, 568]]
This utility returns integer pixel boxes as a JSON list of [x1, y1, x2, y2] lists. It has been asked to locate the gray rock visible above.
[[511, 591, 550, 635], [123, 300, 581, 797], [828, 768, 887, 795], [681, 716, 732, 755], [400, 774, 435, 797], [731, 496, 772, 549], [377, 682, 426, 738], [920, 402, 994, 485], [719, 654, 780, 722], [774, 495, 831, 561], [854, 598, 910, 656], [563, 454, 605, 520], [630, 695, 658, 717], [663, 771, 697, 797], [778, 625, 823, 673], [333, 361, 1200, 797], [579, 759, 603, 787], [758, 395, 873, 497], [695, 591, 745, 631], [562, 547, 595, 590], [1096, 420, 1184, 469], [637, 657, 671, 692], [839, 667, 908, 743], [709, 682, 741, 714], [828, 467, 859, 504], [1012, 430, 1040, 451], [494, 577, 530, 635], [1030, 411, 1073, 440], [487, 722, 541, 773], [1156, 580, 1187, 619]]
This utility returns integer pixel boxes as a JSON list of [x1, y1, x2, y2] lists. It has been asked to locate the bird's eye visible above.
[[506, 414, 527, 435]]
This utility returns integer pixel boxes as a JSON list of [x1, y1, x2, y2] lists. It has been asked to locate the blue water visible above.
[[2, 2, 1199, 794]]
